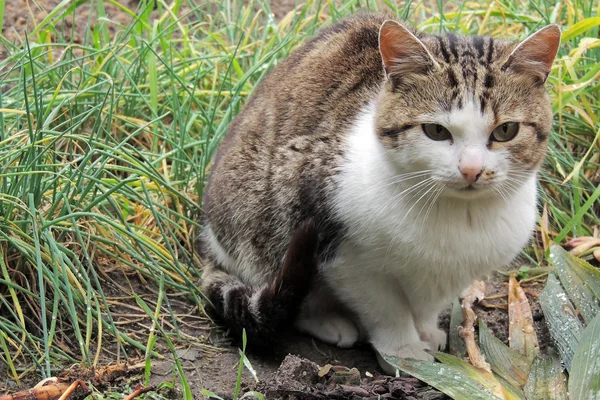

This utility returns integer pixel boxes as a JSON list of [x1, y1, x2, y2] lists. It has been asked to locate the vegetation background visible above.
[[0, 0, 598, 398]]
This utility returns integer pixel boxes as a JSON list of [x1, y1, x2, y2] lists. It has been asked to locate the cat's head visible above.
[[374, 21, 560, 200]]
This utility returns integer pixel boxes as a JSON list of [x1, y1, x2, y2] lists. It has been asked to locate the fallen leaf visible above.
[[318, 364, 332, 377], [508, 274, 539, 360]]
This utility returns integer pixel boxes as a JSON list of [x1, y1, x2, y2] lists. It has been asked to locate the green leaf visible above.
[[523, 352, 568, 400], [240, 392, 265, 400], [561, 17, 600, 41], [539, 274, 583, 371], [478, 321, 531, 389], [200, 389, 224, 400], [449, 297, 467, 358], [494, 376, 526, 400], [569, 313, 600, 400], [384, 355, 502, 400], [435, 353, 522, 400], [550, 244, 600, 324]]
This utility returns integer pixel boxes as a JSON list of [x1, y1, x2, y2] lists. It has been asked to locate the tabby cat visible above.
[[200, 14, 560, 373]]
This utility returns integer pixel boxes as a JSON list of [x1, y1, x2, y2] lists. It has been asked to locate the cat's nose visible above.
[[459, 165, 483, 184]]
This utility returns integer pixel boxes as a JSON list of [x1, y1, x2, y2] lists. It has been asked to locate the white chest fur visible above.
[[331, 105, 538, 300]]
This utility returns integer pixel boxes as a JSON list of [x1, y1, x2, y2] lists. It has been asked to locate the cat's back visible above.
[[204, 14, 388, 272], [209, 13, 386, 168]]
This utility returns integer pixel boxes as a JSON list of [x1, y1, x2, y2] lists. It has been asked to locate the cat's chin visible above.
[[442, 185, 497, 201]]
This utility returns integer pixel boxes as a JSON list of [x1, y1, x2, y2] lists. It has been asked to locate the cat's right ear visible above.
[[378, 20, 439, 81], [501, 24, 561, 84]]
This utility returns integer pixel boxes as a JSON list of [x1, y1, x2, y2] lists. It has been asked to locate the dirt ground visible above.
[[0, 0, 297, 49], [163, 272, 550, 399], [1, 2, 554, 399]]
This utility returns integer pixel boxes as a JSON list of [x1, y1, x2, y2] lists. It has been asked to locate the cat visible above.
[[200, 13, 560, 373]]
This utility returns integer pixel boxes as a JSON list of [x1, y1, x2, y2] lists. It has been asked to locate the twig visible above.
[[57, 380, 89, 400], [478, 300, 508, 309], [123, 384, 157, 400], [458, 280, 491, 373]]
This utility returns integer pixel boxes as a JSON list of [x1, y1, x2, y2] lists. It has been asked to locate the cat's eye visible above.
[[422, 124, 452, 141], [491, 122, 519, 142]]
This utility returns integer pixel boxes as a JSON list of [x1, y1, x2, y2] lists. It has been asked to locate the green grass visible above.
[[0, 0, 598, 398]]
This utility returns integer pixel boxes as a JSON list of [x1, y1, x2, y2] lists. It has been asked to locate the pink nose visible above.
[[460, 166, 483, 184]]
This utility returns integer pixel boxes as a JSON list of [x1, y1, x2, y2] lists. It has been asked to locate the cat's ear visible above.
[[501, 25, 561, 83], [378, 20, 439, 80]]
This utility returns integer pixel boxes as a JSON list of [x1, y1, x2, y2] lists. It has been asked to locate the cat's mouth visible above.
[[441, 181, 496, 200], [444, 183, 492, 200]]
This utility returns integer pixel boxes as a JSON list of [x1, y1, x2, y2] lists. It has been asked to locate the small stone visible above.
[[372, 385, 388, 394]]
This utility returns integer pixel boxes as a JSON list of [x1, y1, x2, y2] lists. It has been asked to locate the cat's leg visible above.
[[295, 283, 360, 348], [414, 310, 447, 351], [324, 267, 433, 373], [405, 290, 449, 351]]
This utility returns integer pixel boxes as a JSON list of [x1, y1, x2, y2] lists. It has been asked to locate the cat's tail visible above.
[[201, 220, 318, 348]]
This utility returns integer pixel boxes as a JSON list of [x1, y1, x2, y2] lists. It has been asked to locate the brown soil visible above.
[[0, 3, 554, 399], [170, 271, 550, 399], [2, 0, 140, 48], [0, 0, 297, 48]]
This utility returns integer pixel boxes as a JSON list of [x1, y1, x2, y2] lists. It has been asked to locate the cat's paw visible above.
[[419, 328, 447, 351], [296, 314, 359, 348], [395, 341, 434, 361], [375, 341, 434, 375]]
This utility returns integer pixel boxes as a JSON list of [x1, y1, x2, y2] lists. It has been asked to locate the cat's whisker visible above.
[[498, 181, 517, 198], [504, 176, 527, 191], [536, 175, 598, 191], [492, 187, 505, 203], [506, 170, 592, 191], [395, 180, 439, 235], [493, 185, 510, 204], [413, 182, 443, 224], [500, 180, 521, 199], [381, 169, 435, 181], [383, 180, 438, 258], [352, 170, 435, 199], [350, 177, 435, 240], [360, 171, 434, 195], [421, 185, 445, 225]]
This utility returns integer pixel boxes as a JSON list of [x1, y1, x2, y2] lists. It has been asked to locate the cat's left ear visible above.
[[502, 25, 561, 83]]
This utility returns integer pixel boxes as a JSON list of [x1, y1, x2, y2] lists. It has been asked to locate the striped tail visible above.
[[202, 220, 318, 348]]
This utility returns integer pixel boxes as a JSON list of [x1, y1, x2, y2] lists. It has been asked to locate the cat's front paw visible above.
[[375, 340, 434, 375], [395, 341, 434, 361], [419, 327, 447, 351]]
